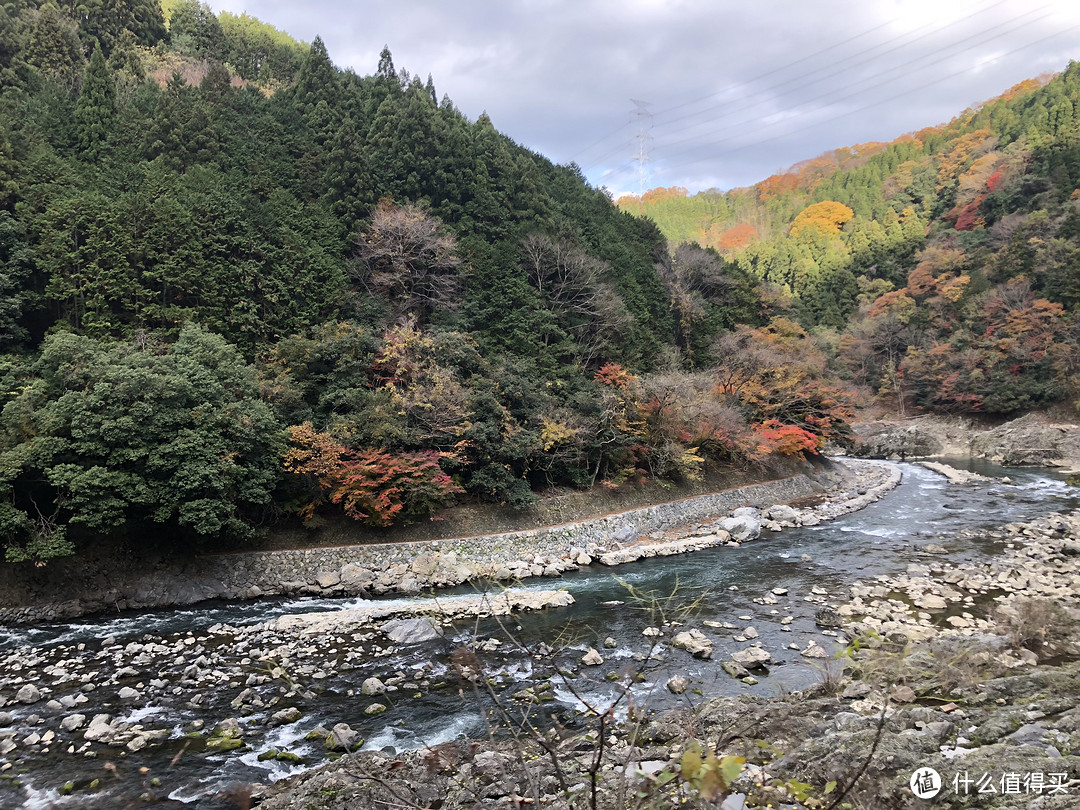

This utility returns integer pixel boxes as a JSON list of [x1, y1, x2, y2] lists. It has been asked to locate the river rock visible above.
[[914, 594, 948, 610], [667, 676, 689, 694], [325, 722, 362, 751], [117, 686, 140, 700], [269, 707, 302, 726], [672, 629, 713, 659], [61, 714, 86, 732], [719, 515, 761, 541], [15, 684, 41, 704], [766, 505, 799, 523], [722, 661, 751, 679], [801, 642, 827, 659], [381, 618, 443, 645], [207, 718, 245, 751], [361, 677, 387, 696], [83, 715, 115, 743], [338, 564, 375, 590], [0, 712, 11, 727], [731, 647, 772, 668], [364, 703, 387, 716], [971, 413, 1080, 467], [581, 648, 604, 666], [316, 571, 341, 589]]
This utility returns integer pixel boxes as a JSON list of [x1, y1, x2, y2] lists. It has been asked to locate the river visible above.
[[0, 459, 1076, 809]]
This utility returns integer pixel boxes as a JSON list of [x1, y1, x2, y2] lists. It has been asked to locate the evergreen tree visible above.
[[0, 124, 18, 208], [0, 211, 31, 349], [23, 2, 84, 88], [74, 48, 116, 159], [293, 36, 339, 116]]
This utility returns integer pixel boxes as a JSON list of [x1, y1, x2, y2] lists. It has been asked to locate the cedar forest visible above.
[[0, 0, 1077, 565]]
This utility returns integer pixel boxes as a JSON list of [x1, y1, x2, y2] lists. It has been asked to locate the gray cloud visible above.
[[213, 0, 1080, 194]]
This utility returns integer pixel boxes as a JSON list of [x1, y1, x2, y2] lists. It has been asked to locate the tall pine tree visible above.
[[74, 48, 116, 159]]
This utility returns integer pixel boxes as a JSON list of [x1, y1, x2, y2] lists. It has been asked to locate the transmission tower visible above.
[[630, 99, 652, 202]]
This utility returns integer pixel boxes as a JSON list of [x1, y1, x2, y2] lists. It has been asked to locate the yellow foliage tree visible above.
[[789, 201, 854, 239]]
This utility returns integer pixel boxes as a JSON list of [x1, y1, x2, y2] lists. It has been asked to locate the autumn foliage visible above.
[[716, 223, 759, 253], [284, 423, 462, 526]]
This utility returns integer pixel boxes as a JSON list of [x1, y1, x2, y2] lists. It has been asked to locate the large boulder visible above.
[[765, 505, 799, 523], [380, 617, 443, 645], [719, 515, 761, 542], [852, 424, 943, 459], [971, 413, 1080, 468]]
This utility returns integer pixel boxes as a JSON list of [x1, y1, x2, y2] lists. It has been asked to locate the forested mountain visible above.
[[0, 1, 848, 564], [620, 65, 1080, 417]]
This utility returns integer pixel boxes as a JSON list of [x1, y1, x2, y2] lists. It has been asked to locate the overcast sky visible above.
[[211, 0, 1080, 196]]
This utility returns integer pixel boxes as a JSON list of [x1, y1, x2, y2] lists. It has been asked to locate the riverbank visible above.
[[254, 507, 1080, 810], [0, 457, 895, 625], [852, 412, 1080, 473], [0, 459, 1072, 808]]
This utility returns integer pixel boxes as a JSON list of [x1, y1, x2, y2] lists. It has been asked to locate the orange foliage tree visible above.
[[284, 423, 462, 526], [716, 222, 759, 253]]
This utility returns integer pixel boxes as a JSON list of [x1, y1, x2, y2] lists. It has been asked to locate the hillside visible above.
[[0, 1, 852, 566], [620, 65, 1080, 417]]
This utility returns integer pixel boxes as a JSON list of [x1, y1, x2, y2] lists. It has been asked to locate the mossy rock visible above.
[[257, 749, 279, 762], [276, 751, 305, 765], [205, 736, 246, 752], [59, 782, 75, 796]]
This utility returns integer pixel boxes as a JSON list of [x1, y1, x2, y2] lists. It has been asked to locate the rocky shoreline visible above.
[[0, 458, 905, 808], [852, 412, 1080, 473], [253, 503, 1080, 810], [0, 457, 893, 625]]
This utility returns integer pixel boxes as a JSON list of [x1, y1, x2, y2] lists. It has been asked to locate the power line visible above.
[[650, 0, 1037, 145], [655, 23, 1080, 182], [653, 3, 1055, 160], [566, 1, 997, 164]]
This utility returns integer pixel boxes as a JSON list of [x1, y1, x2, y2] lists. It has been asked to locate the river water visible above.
[[1, 460, 1076, 809]]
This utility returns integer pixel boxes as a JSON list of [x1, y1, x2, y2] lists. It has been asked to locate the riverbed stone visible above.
[[269, 707, 302, 726], [719, 515, 761, 541], [731, 647, 772, 668], [672, 629, 713, 659], [325, 722, 362, 751], [381, 618, 443, 645], [766, 505, 799, 523], [15, 684, 41, 704], [60, 714, 86, 732], [667, 676, 689, 694], [83, 715, 114, 743], [361, 677, 387, 696], [581, 648, 604, 666], [914, 593, 948, 610]]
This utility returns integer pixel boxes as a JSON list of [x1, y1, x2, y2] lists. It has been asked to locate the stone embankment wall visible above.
[[0, 470, 833, 624]]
